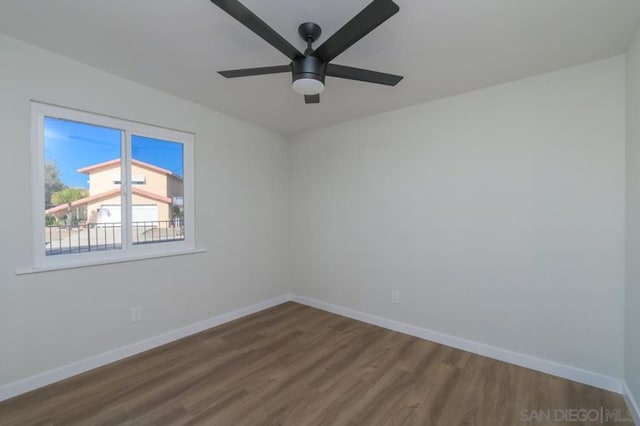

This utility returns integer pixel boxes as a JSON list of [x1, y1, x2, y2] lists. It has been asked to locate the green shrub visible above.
[[45, 215, 57, 226]]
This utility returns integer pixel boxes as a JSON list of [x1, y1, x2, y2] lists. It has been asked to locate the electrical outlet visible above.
[[130, 306, 143, 323], [391, 291, 399, 304]]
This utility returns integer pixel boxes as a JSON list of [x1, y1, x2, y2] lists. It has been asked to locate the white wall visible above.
[[626, 26, 640, 407], [0, 30, 629, 396], [290, 57, 626, 378], [0, 34, 290, 387]]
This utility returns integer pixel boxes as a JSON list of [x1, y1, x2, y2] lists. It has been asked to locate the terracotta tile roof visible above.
[[132, 187, 171, 204], [45, 187, 172, 215], [77, 159, 181, 180], [45, 189, 121, 214]]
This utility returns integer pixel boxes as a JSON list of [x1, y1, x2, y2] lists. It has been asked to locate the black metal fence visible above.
[[132, 220, 184, 245], [45, 220, 184, 256]]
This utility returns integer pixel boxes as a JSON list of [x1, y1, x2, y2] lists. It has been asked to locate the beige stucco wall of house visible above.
[[87, 163, 168, 196], [167, 175, 184, 199], [84, 162, 178, 223]]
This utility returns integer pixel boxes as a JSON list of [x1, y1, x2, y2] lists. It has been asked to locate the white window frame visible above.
[[31, 102, 196, 270]]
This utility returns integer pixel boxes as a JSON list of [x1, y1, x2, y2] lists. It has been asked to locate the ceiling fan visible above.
[[209, 0, 403, 104]]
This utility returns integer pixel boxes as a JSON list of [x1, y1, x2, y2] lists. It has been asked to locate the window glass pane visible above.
[[130, 135, 184, 245], [44, 117, 122, 255]]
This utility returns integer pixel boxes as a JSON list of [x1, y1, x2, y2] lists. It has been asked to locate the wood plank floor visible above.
[[0, 302, 632, 425]]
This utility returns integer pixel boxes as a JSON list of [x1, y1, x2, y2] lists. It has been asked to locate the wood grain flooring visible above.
[[0, 302, 632, 425]]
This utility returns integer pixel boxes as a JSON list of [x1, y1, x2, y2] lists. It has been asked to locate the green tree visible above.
[[44, 160, 65, 208], [51, 187, 89, 206]]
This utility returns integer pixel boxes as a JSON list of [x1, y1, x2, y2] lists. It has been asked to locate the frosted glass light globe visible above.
[[292, 78, 325, 95]]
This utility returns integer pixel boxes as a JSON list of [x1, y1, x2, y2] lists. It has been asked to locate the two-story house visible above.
[[45, 158, 183, 225]]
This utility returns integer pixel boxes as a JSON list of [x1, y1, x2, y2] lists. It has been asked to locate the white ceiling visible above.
[[1, 0, 639, 134]]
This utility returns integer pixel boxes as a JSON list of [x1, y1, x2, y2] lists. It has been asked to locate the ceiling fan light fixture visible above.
[[292, 77, 325, 95], [210, 0, 402, 104], [291, 55, 326, 95]]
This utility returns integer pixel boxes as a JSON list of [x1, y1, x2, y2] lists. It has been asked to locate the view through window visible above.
[[43, 117, 185, 256]]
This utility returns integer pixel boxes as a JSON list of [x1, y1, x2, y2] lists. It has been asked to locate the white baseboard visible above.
[[624, 381, 640, 425], [292, 295, 623, 394], [0, 293, 626, 404], [0, 293, 294, 402]]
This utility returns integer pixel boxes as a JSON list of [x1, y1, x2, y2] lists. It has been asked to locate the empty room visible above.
[[1, 0, 640, 424]]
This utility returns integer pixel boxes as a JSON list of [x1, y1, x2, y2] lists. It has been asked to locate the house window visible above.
[[112, 175, 146, 185], [32, 102, 195, 269]]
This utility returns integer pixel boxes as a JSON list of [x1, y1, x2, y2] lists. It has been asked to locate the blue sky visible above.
[[44, 118, 184, 189]]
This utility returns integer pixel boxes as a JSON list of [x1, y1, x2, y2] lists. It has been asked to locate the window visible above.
[[112, 176, 146, 185], [32, 102, 195, 269]]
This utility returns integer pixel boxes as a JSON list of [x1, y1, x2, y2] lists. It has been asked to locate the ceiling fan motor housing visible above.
[[292, 55, 326, 85]]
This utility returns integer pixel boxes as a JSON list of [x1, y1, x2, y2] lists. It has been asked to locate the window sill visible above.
[[15, 248, 206, 275]]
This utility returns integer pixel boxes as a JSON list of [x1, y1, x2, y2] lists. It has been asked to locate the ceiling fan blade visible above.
[[326, 64, 403, 86], [219, 65, 291, 78], [304, 94, 320, 104], [210, 0, 303, 60], [312, 0, 399, 63]]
